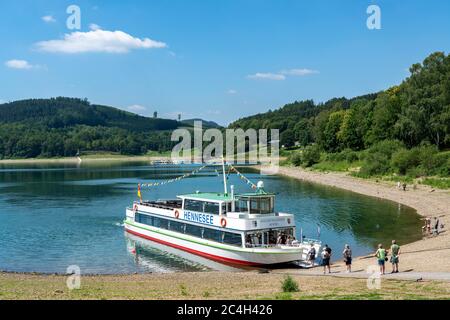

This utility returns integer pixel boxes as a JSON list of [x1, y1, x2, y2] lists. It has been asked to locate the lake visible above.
[[0, 162, 422, 274]]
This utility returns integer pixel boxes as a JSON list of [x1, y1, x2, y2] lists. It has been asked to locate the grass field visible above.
[[1, 272, 449, 300]]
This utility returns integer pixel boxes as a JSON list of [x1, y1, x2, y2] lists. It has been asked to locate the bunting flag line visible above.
[[139, 165, 208, 188], [137, 163, 260, 193], [228, 164, 258, 190]]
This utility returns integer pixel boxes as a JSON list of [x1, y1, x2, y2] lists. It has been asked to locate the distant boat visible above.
[[150, 159, 174, 165], [124, 161, 321, 266]]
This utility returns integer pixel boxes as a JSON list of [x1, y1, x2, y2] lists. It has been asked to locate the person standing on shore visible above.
[[433, 217, 440, 235], [307, 243, 316, 266], [342, 244, 352, 273], [321, 244, 332, 274], [390, 240, 400, 273], [375, 244, 387, 275]]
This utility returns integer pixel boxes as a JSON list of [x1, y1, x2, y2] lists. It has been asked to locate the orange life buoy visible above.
[[220, 217, 227, 228], [174, 210, 180, 219]]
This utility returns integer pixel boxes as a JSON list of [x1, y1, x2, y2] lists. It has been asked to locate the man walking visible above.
[[342, 244, 352, 273], [321, 244, 332, 274], [390, 240, 400, 273]]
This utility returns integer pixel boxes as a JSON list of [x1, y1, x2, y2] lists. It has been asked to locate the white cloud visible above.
[[280, 68, 319, 76], [127, 104, 147, 113], [5, 59, 34, 70], [35, 29, 167, 54], [227, 89, 237, 94], [247, 73, 286, 81], [89, 23, 101, 31], [42, 15, 56, 23]]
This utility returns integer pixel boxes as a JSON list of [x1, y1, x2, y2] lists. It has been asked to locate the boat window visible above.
[[203, 202, 220, 215], [235, 199, 248, 213], [135, 213, 242, 247], [135, 213, 153, 226], [249, 197, 273, 214], [221, 203, 232, 215], [203, 228, 222, 242], [245, 232, 263, 247], [185, 224, 203, 238], [222, 232, 242, 246], [169, 220, 185, 233], [184, 199, 203, 212]]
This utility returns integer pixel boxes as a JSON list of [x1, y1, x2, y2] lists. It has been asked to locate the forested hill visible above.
[[0, 97, 181, 158], [0, 98, 179, 132], [230, 52, 450, 151]]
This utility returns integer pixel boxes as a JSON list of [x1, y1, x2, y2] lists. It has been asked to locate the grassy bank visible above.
[[284, 143, 450, 189], [0, 153, 172, 164], [1, 272, 449, 300]]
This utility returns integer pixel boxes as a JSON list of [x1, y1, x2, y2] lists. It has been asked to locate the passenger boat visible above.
[[124, 163, 321, 266]]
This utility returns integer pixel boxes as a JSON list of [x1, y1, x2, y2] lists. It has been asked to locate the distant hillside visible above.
[[230, 52, 450, 151], [0, 97, 181, 158], [181, 118, 222, 128], [0, 97, 179, 132]]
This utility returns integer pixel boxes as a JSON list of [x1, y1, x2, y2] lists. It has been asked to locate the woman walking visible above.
[[375, 244, 387, 275]]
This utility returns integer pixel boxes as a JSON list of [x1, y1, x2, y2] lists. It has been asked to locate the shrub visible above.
[[391, 148, 418, 175], [281, 275, 299, 293], [359, 140, 405, 176], [359, 151, 392, 176], [289, 152, 302, 166], [301, 145, 321, 167]]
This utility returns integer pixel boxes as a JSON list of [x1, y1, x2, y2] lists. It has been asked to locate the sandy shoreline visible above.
[[264, 166, 450, 273]]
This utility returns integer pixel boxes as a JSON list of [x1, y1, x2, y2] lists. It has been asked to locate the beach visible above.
[[268, 166, 450, 273]]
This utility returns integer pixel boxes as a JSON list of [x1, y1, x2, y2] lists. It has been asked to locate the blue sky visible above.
[[1, 0, 449, 125]]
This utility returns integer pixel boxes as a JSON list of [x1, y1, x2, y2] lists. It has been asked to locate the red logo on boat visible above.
[[220, 217, 227, 228], [174, 210, 180, 219]]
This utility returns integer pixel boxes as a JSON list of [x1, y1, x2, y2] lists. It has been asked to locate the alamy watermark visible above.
[[171, 121, 279, 175], [366, 265, 381, 289], [66, 265, 81, 290], [66, 5, 81, 30], [367, 4, 381, 30]]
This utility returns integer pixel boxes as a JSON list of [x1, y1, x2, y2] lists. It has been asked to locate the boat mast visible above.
[[222, 156, 228, 195]]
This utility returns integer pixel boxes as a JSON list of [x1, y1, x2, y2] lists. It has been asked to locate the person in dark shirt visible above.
[[321, 244, 332, 274]]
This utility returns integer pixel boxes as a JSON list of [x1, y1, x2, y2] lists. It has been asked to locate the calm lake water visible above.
[[0, 162, 422, 274]]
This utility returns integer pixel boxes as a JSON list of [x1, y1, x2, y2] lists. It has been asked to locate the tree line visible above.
[[230, 52, 450, 152], [0, 98, 179, 158]]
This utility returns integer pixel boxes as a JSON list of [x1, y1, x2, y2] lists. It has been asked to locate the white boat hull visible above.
[[124, 220, 306, 266]]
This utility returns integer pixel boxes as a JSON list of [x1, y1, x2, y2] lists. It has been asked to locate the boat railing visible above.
[[244, 239, 321, 249], [136, 201, 182, 211]]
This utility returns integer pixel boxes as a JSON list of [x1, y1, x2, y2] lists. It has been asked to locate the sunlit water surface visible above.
[[0, 162, 422, 274]]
